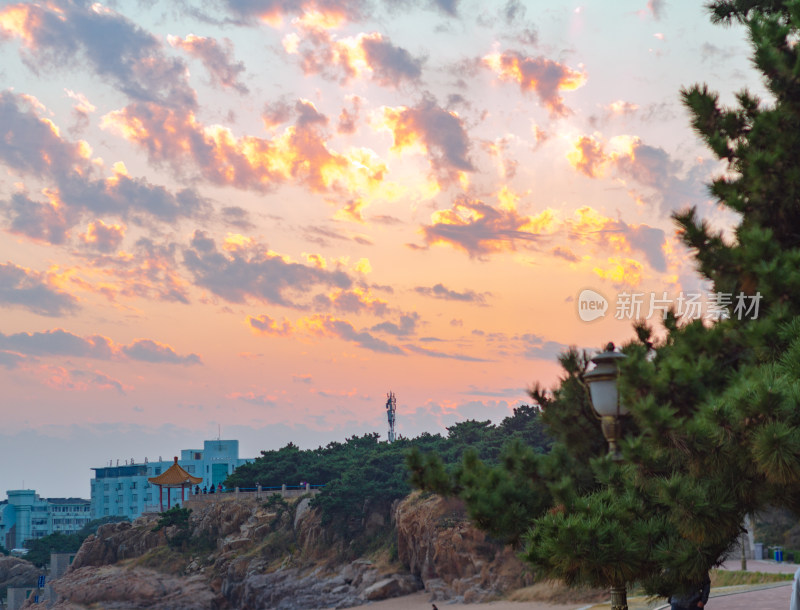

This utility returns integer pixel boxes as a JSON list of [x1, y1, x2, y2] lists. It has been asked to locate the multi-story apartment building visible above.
[[0, 490, 92, 550], [89, 439, 251, 520]]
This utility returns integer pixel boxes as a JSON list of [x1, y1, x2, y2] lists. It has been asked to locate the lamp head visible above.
[[584, 342, 628, 418]]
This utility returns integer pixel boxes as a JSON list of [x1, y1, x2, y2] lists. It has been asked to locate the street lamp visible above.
[[584, 341, 628, 610], [584, 342, 627, 461]]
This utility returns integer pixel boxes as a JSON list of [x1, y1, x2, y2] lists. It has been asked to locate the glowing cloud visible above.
[[566, 132, 712, 214], [482, 50, 586, 116], [422, 194, 556, 257], [102, 101, 389, 200], [378, 98, 474, 183], [0, 262, 79, 316], [286, 29, 423, 87], [80, 220, 125, 253], [247, 314, 293, 336]]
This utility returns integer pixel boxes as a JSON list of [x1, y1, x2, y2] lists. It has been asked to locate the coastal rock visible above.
[[39, 493, 530, 609], [70, 518, 163, 569], [395, 492, 532, 601], [362, 574, 421, 600], [0, 556, 41, 590], [40, 565, 218, 609]]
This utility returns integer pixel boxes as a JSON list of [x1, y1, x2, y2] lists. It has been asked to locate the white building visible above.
[[0, 490, 91, 550], [89, 439, 251, 520]]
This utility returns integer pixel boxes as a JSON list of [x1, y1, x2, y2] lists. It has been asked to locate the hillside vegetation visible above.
[[225, 405, 550, 534]]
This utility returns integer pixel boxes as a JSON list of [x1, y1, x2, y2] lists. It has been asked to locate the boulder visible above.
[[43, 565, 218, 609], [0, 556, 41, 591], [362, 574, 421, 600]]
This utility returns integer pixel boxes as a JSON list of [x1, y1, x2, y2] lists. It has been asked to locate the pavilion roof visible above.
[[148, 457, 202, 486]]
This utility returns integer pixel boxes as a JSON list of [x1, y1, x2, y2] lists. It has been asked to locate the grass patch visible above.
[[131, 545, 188, 574], [711, 569, 793, 587]]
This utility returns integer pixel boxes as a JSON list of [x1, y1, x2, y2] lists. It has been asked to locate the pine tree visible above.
[[410, 0, 800, 601]]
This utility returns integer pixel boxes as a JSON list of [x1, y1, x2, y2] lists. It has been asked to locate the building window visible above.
[[131, 494, 138, 502], [154, 467, 161, 475], [104, 484, 109, 491], [194, 452, 202, 460], [104, 508, 109, 515], [131, 482, 137, 489], [187, 465, 195, 473]]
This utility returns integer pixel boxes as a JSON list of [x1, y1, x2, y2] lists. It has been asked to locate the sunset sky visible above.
[[0, 0, 760, 498]]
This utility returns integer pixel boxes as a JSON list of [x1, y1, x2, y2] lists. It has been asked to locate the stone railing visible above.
[[182, 484, 321, 509]]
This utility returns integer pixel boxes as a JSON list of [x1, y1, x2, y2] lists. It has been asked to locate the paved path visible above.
[[649, 583, 793, 610], [719, 558, 800, 574], [704, 582, 792, 609]]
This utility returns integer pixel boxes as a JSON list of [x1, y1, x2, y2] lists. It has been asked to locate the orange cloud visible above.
[[593, 257, 644, 287], [423, 194, 557, 257], [285, 29, 423, 87], [0, 4, 42, 47], [80, 220, 126, 253], [566, 132, 711, 215], [247, 314, 293, 336], [376, 98, 474, 184], [42, 365, 129, 394], [566, 134, 638, 178], [101, 101, 389, 200], [482, 50, 586, 116], [72, 239, 191, 305]]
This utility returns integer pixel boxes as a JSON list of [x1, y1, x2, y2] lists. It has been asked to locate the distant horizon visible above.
[[0, 1, 759, 501]]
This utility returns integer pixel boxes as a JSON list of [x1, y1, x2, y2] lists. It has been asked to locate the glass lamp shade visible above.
[[584, 344, 628, 417]]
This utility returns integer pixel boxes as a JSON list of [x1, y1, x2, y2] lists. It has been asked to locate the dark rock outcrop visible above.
[[0, 556, 41, 592]]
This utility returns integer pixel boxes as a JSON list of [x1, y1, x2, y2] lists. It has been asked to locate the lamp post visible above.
[[584, 342, 628, 610]]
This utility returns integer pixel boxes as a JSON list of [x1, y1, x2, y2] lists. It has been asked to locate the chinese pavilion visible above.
[[147, 457, 202, 511]]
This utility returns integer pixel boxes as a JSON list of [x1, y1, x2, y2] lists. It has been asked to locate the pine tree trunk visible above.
[[610, 584, 628, 610]]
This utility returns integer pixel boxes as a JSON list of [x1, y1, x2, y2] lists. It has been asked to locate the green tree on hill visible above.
[[411, 0, 800, 601], [226, 409, 551, 536]]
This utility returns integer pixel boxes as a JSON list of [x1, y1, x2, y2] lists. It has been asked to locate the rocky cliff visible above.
[[23, 492, 531, 609], [396, 492, 532, 603]]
